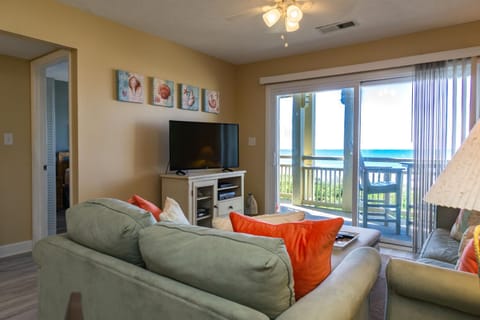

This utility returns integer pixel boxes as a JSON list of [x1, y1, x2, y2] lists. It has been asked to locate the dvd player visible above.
[[218, 191, 236, 200]]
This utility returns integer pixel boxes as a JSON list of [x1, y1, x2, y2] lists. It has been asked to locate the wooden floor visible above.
[[0, 253, 38, 320]]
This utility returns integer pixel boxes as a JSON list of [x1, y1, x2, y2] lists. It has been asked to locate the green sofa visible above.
[[33, 198, 381, 320], [385, 207, 480, 319]]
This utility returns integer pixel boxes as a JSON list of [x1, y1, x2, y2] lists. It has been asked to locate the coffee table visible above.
[[331, 225, 381, 269]]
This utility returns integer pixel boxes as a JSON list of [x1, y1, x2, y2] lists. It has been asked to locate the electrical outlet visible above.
[[3, 132, 13, 145]]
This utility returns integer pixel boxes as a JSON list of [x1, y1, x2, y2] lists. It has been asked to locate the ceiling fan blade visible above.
[[225, 2, 282, 22], [298, 1, 314, 11], [225, 6, 264, 21]]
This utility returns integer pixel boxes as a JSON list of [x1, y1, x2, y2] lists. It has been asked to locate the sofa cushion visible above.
[[212, 211, 305, 232], [230, 212, 343, 300], [139, 223, 295, 319], [66, 198, 156, 266], [420, 228, 460, 265], [450, 209, 480, 241]]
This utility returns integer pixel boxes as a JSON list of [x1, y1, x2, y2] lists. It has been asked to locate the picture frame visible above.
[[179, 84, 199, 111], [203, 89, 220, 114], [152, 78, 174, 107], [116, 70, 145, 103]]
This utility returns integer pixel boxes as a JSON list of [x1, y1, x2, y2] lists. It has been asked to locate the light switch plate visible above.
[[3, 132, 13, 145], [248, 136, 256, 146]]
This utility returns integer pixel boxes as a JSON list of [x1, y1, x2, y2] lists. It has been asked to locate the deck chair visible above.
[[360, 157, 403, 234]]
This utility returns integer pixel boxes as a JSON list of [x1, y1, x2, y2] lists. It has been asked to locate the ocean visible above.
[[280, 149, 413, 167]]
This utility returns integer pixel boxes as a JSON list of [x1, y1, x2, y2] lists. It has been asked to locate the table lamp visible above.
[[424, 121, 480, 276]]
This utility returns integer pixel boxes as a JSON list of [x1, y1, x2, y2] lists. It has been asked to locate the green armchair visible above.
[[385, 206, 480, 319], [385, 258, 480, 320]]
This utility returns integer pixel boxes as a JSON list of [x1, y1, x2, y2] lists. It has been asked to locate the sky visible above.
[[279, 81, 414, 151]]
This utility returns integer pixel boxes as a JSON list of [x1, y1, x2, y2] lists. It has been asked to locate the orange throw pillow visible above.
[[128, 195, 162, 222], [230, 212, 343, 299], [457, 238, 479, 274]]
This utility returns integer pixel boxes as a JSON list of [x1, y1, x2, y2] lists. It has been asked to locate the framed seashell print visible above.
[[152, 78, 174, 107], [116, 70, 144, 103], [203, 89, 220, 114], [179, 83, 199, 111]]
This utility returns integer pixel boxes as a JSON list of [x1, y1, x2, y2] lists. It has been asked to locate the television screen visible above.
[[169, 120, 239, 171]]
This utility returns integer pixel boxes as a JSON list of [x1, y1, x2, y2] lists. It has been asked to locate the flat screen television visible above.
[[169, 120, 239, 172]]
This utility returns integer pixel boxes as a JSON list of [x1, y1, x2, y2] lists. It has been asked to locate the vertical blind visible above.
[[412, 58, 478, 252]]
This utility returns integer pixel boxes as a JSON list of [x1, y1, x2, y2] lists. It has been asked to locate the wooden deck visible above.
[[280, 203, 413, 246]]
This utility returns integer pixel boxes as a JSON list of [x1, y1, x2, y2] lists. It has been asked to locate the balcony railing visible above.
[[279, 155, 413, 213]]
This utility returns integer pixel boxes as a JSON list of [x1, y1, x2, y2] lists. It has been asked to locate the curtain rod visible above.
[[260, 46, 480, 85]]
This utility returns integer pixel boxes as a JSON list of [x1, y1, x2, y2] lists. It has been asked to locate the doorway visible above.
[[31, 50, 71, 242]]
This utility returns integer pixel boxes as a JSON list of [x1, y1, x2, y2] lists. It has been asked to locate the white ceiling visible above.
[[0, 32, 60, 60], [55, 0, 480, 64], [2, 1, 480, 64]]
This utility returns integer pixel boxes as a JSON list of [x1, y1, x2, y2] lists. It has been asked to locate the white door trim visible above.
[[31, 49, 71, 244]]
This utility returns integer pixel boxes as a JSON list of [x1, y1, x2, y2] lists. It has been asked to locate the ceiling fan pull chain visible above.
[[281, 34, 289, 47]]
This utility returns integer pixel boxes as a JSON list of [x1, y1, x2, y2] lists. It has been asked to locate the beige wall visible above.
[[0, 55, 31, 245], [0, 0, 236, 246], [236, 21, 480, 211], [2, 0, 480, 246]]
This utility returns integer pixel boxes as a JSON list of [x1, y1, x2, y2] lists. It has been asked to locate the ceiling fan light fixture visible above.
[[263, 8, 281, 27], [285, 19, 299, 32], [286, 4, 303, 23]]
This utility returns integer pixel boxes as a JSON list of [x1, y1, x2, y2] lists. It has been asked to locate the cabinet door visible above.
[[193, 180, 217, 226]]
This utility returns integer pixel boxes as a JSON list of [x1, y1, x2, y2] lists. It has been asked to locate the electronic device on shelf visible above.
[[218, 191, 236, 200], [196, 208, 209, 218], [218, 182, 234, 188]]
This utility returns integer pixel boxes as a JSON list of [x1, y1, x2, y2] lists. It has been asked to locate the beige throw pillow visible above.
[[159, 197, 190, 224], [212, 211, 305, 232], [458, 225, 477, 257], [450, 209, 480, 241]]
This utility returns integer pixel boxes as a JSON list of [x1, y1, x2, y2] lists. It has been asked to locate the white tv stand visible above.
[[160, 170, 245, 227]]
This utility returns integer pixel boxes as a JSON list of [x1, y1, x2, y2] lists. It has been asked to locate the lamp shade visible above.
[[285, 19, 299, 32], [263, 8, 281, 27], [424, 120, 480, 210], [286, 4, 303, 23]]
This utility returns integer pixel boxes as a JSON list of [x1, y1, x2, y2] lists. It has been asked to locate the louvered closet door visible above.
[[46, 78, 57, 236]]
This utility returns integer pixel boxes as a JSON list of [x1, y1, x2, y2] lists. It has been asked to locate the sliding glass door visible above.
[[277, 87, 356, 224], [358, 79, 413, 245], [268, 60, 479, 248]]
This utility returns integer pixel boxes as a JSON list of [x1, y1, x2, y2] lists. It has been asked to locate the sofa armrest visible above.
[[386, 258, 480, 320], [276, 247, 381, 320], [436, 206, 460, 230]]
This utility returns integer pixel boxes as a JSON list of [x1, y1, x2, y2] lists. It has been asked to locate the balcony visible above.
[[279, 155, 413, 244]]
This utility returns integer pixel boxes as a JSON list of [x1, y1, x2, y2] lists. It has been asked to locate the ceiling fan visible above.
[[225, 0, 314, 47], [261, 0, 313, 33], [226, 0, 357, 47], [226, 0, 314, 28]]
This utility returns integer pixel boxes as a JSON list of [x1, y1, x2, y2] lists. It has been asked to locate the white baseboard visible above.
[[0, 240, 33, 258]]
